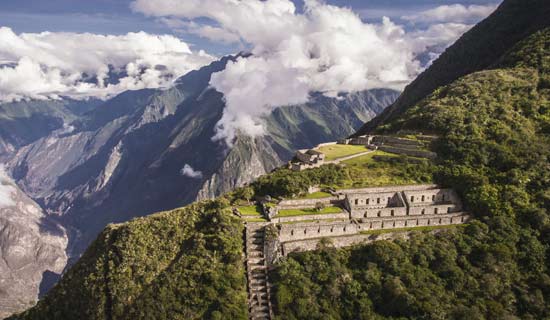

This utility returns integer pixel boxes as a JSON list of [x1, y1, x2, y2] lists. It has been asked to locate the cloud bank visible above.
[[403, 4, 499, 24], [132, 0, 498, 145], [0, 27, 214, 102], [181, 164, 203, 179]]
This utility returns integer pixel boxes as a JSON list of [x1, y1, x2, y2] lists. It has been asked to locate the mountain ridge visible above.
[[355, 0, 550, 135]]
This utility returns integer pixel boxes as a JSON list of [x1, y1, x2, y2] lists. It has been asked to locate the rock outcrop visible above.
[[0, 167, 67, 319]]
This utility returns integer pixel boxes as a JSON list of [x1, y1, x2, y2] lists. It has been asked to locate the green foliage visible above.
[[271, 28, 550, 320], [12, 201, 247, 320], [251, 164, 348, 198], [316, 144, 368, 160], [249, 154, 434, 200]]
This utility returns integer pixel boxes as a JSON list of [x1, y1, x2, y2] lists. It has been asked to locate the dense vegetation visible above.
[[357, 0, 550, 133], [10, 3, 549, 320], [271, 28, 550, 319], [11, 201, 247, 320], [249, 154, 433, 200]]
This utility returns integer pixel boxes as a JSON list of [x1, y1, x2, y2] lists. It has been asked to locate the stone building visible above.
[[290, 149, 326, 171], [402, 188, 462, 215], [349, 135, 374, 145], [343, 185, 462, 219], [295, 149, 325, 164], [344, 191, 407, 219]]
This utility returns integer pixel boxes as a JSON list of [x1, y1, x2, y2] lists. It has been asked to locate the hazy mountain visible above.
[[8, 0, 549, 319], [0, 168, 67, 320], [0, 99, 101, 161], [0, 55, 398, 317]]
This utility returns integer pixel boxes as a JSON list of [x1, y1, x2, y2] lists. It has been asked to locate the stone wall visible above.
[[278, 220, 358, 242], [345, 191, 403, 208], [349, 135, 373, 145], [403, 189, 461, 207], [378, 145, 437, 159], [336, 184, 437, 194], [281, 232, 413, 255], [316, 142, 338, 148], [272, 212, 349, 223], [375, 136, 422, 146], [355, 206, 408, 219], [408, 204, 460, 216], [277, 196, 338, 209], [278, 212, 470, 243]]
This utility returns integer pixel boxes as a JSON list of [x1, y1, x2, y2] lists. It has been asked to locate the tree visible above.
[[315, 202, 325, 212]]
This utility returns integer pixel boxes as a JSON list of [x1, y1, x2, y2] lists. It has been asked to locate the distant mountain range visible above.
[[0, 55, 398, 317]]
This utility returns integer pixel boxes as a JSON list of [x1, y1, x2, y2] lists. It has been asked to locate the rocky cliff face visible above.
[[0, 167, 67, 319], [0, 56, 398, 317]]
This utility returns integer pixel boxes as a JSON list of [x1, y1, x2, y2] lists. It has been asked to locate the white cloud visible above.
[[0, 27, 215, 102], [131, 0, 498, 146], [0, 165, 15, 208], [132, 0, 430, 145], [180, 164, 203, 179], [402, 3, 499, 24]]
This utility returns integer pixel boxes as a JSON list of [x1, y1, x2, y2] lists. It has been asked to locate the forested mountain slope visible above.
[[271, 25, 550, 320], [355, 0, 550, 134]]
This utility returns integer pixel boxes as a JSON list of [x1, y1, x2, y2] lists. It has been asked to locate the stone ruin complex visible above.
[[265, 184, 468, 257], [289, 134, 438, 171], [243, 184, 470, 319]]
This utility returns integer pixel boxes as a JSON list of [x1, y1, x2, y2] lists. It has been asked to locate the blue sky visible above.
[[0, 0, 500, 55]]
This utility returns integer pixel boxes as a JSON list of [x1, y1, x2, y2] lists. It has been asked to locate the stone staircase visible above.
[[245, 223, 272, 320]]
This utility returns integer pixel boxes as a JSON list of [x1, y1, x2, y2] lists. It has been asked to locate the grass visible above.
[[316, 144, 368, 161], [244, 217, 268, 222], [237, 205, 263, 216], [341, 150, 399, 166], [359, 224, 466, 235], [336, 150, 435, 188], [276, 206, 343, 217], [297, 191, 332, 199]]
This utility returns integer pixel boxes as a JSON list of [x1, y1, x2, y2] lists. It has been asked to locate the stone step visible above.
[[248, 257, 265, 264], [251, 274, 266, 281], [248, 244, 263, 251], [250, 279, 267, 286], [249, 266, 266, 273], [252, 306, 270, 314], [249, 305, 269, 314], [250, 292, 268, 300], [251, 312, 270, 320], [248, 251, 264, 258], [248, 268, 265, 275]]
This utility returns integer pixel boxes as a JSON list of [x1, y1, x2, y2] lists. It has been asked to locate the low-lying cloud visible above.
[[0, 27, 214, 102], [132, 0, 499, 146], [181, 164, 203, 179]]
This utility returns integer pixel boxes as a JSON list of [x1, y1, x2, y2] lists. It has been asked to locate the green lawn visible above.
[[237, 205, 263, 216], [297, 191, 332, 199], [276, 206, 343, 217], [243, 217, 269, 222], [336, 150, 435, 188], [316, 144, 368, 160]]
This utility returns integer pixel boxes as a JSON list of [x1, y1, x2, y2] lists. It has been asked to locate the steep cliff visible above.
[[0, 167, 67, 319]]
